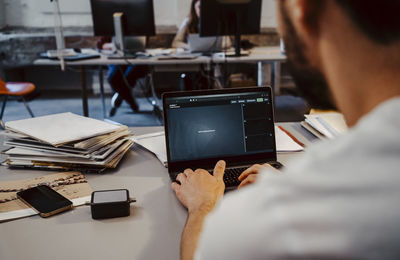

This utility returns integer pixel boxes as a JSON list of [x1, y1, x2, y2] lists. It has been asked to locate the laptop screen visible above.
[[163, 87, 277, 172]]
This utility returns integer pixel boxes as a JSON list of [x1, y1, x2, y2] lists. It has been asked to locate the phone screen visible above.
[[17, 185, 72, 215]]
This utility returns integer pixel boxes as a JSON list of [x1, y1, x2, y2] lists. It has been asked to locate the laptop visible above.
[[188, 34, 223, 53], [162, 87, 283, 189]]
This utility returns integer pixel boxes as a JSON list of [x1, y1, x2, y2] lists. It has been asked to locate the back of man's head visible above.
[[335, 0, 400, 45], [277, 0, 400, 125]]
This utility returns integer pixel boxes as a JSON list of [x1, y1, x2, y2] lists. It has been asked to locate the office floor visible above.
[[0, 90, 309, 126]]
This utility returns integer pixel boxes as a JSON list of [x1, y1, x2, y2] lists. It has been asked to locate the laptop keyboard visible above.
[[213, 162, 283, 188], [172, 162, 283, 189], [220, 167, 247, 187]]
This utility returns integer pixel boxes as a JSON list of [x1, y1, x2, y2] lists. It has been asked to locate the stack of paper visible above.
[[301, 112, 348, 139], [1, 113, 134, 173]]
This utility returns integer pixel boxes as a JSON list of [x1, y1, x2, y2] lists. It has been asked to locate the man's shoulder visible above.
[[196, 98, 400, 260]]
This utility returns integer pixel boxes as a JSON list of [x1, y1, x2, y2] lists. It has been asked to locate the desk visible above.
[[33, 47, 286, 117], [0, 123, 309, 260]]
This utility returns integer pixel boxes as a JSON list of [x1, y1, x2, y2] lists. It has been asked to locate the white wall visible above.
[[261, 0, 277, 28], [3, 0, 93, 28], [2, 0, 277, 29]]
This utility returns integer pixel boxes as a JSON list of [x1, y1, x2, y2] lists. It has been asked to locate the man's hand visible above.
[[172, 160, 226, 214], [238, 163, 280, 189]]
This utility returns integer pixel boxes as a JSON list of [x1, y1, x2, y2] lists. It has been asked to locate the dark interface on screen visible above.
[[165, 91, 275, 163]]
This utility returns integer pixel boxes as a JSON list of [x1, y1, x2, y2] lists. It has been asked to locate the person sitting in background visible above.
[[172, 0, 234, 90], [97, 37, 149, 117], [172, 0, 201, 49], [172, 0, 231, 50]]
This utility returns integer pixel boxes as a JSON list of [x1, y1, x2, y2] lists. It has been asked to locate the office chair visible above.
[[0, 76, 35, 121]]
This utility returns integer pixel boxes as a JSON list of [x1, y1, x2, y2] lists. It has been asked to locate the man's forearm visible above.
[[174, 161, 226, 260], [180, 210, 210, 260]]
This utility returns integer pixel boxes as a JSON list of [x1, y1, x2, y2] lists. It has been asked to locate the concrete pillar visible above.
[[0, 0, 5, 29]]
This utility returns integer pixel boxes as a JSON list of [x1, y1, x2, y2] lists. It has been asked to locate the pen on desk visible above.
[[278, 125, 305, 148]]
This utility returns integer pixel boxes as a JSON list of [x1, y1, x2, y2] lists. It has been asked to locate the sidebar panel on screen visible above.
[[242, 99, 274, 152]]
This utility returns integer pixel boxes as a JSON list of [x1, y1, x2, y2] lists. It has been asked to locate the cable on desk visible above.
[[82, 198, 137, 207]]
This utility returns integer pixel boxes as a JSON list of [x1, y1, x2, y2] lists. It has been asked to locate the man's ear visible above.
[[283, 0, 325, 67], [285, 0, 323, 45]]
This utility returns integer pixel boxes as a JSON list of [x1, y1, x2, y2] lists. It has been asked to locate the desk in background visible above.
[[0, 123, 313, 260], [33, 47, 286, 118]]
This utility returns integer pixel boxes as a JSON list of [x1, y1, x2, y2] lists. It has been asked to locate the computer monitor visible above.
[[90, 0, 155, 56], [200, 0, 262, 56], [90, 0, 155, 37]]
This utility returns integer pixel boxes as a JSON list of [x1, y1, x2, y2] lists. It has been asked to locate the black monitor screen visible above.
[[164, 89, 276, 170], [90, 0, 155, 37], [200, 0, 262, 37]]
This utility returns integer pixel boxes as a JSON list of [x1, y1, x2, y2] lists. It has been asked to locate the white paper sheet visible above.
[[274, 126, 304, 152], [132, 132, 167, 166]]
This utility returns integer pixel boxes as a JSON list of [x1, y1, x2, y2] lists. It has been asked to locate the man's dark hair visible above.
[[335, 0, 400, 45]]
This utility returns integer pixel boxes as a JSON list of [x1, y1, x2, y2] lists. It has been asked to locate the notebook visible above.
[[162, 87, 283, 189]]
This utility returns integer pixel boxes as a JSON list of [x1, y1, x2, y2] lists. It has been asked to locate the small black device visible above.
[[90, 189, 135, 219], [17, 185, 73, 218], [162, 87, 283, 190], [90, 0, 156, 37], [200, 0, 262, 56]]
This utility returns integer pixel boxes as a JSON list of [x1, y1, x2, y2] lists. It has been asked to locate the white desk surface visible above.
[[0, 124, 311, 260], [33, 47, 286, 67]]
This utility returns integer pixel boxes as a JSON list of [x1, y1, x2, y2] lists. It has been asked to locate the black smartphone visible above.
[[17, 185, 73, 218]]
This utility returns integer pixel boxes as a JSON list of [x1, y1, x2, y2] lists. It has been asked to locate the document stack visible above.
[[301, 112, 348, 139], [1, 113, 133, 173]]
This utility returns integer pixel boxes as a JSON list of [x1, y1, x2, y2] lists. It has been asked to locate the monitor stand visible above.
[[107, 12, 143, 60], [226, 21, 249, 57], [224, 35, 247, 57]]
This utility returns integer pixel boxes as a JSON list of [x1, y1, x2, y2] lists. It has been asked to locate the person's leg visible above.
[[107, 65, 125, 116], [108, 65, 139, 115], [122, 65, 150, 111], [124, 65, 150, 86]]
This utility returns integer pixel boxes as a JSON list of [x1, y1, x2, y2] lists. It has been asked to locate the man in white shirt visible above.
[[171, 0, 400, 259]]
